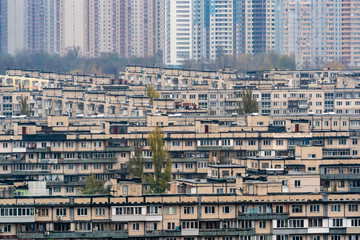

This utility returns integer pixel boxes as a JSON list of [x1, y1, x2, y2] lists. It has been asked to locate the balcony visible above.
[[197, 146, 234, 151], [320, 174, 360, 180], [105, 146, 133, 152], [17, 231, 128, 239], [111, 213, 162, 222], [13, 169, 50, 175], [0, 215, 35, 223], [27, 148, 51, 153], [63, 158, 117, 164], [199, 229, 255, 236], [238, 212, 289, 220]]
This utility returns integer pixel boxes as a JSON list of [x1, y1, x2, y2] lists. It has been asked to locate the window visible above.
[[184, 206, 194, 214], [276, 140, 283, 146], [309, 204, 320, 213], [349, 204, 359, 212], [53, 187, 61, 193], [132, 223, 140, 231], [166, 207, 176, 215], [276, 206, 284, 213], [332, 218, 343, 227], [248, 140, 256, 146], [77, 208, 88, 216], [339, 139, 347, 145], [222, 206, 232, 214], [259, 221, 266, 228], [338, 181, 345, 188], [56, 208, 67, 216], [309, 219, 322, 227], [38, 208, 49, 217], [95, 208, 106, 216], [294, 180, 301, 187], [204, 206, 215, 214], [292, 205, 303, 213], [3, 224, 11, 233], [168, 222, 175, 230], [331, 205, 341, 212]]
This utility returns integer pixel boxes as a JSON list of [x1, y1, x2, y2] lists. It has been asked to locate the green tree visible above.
[[146, 85, 160, 105], [129, 140, 145, 178], [145, 126, 172, 193], [238, 89, 259, 115], [80, 175, 107, 195], [20, 95, 30, 116]]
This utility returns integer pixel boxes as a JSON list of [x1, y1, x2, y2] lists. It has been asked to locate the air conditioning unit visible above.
[[44, 232, 50, 236]]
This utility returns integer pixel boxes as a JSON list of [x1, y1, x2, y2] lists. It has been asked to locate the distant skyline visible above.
[[0, 0, 359, 69]]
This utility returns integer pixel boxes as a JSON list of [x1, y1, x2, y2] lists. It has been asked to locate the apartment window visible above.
[[172, 141, 180, 147], [276, 140, 283, 146], [95, 208, 106, 216], [184, 206, 195, 214], [66, 164, 74, 170], [332, 218, 343, 227], [53, 142, 60, 148], [338, 181, 345, 188], [331, 205, 341, 212], [248, 140, 256, 146], [132, 223, 140, 231], [309, 219, 322, 227], [38, 208, 49, 217], [263, 140, 270, 146], [204, 206, 215, 214], [166, 207, 177, 215], [53, 187, 61, 193], [94, 164, 102, 170], [2, 143, 7, 148], [222, 206, 232, 214], [185, 141, 193, 147], [292, 205, 303, 213], [2, 166, 7, 171], [168, 222, 175, 230], [351, 219, 360, 227], [259, 221, 267, 228], [349, 204, 359, 212], [327, 140, 333, 145], [309, 204, 320, 213], [66, 142, 73, 148], [339, 139, 347, 145], [3, 224, 11, 233], [275, 206, 284, 213], [56, 208, 67, 216], [294, 180, 301, 187], [185, 163, 193, 169], [66, 187, 74, 193], [77, 208, 88, 216], [82, 164, 88, 170], [81, 142, 89, 148], [53, 165, 60, 170], [236, 140, 243, 146]]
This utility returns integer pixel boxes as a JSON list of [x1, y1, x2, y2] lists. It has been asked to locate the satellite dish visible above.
[[104, 181, 113, 193]]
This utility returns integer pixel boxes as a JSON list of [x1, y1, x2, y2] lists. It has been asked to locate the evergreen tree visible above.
[[145, 126, 172, 193], [239, 89, 259, 115], [129, 139, 145, 178], [20, 95, 30, 117], [80, 175, 107, 195]]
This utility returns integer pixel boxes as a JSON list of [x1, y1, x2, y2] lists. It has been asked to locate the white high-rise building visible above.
[[60, 0, 87, 56], [1, 0, 27, 55], [163, 0, 194, 66]]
